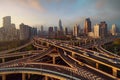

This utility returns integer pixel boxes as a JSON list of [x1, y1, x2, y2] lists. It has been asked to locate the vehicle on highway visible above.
[[108, 59, 120, 64], [93, 52, 99, 56], [83, 52, 89, 56]]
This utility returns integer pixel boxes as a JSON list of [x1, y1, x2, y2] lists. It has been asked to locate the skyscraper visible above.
[[73, 24, 79, 37], [54, 26, 58, 32], [59, 19, 63, 32], [41, 25, 43, 32], [94, 24, 100, 38], [40, 25, 44, 37], [48, 27, 54, 38], [65, 27, 68, 35], [84, 18, 91, 35], [3, 16, 11, 27], [111, 24, 117, 36], [100, 21, 107, 38], [20, 23, 36, 40]]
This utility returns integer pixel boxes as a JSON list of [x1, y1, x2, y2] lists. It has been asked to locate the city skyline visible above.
[[0, 0, 120, 28]]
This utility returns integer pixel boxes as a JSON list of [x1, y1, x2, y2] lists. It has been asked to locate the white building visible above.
[[94, 24, 100, 38], [73, 24, 79, 37], [111, 24, 117, 36], [88, 32, 94, 38]]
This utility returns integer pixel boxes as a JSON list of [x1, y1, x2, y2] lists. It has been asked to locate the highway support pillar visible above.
[[23, 55, 25, 58], [112, 68, 117, 77], [27, 74, 30, 79], [22, 73, 26, 80], [46, 43, 49, 47], [72, 52, 75, 58], [60, 79, 66, 80], [2, 74, 6, 80], [96, 63, 99, 69], [45, 76, 48, 80], [2, 58, 5, 63], [53, 56, 56, 64]]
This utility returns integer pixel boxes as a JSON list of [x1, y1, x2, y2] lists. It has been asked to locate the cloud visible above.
[[44, 0, 77, 3], [12, 0, 45, 12], [95, 0, 106, 9]]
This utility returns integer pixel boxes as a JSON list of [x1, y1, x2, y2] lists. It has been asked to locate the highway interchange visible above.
[[0, 37, 120, 80]]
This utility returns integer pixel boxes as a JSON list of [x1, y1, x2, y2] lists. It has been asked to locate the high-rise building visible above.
[[48, 27, 54, 38], [40, 25, 44, 37], [0, 16, 19, 41], [54, 26, 58, 32], [3, 16, 11, 27], [100, 21, 107, 38], [73, 24, 79, 37], [65, 27, 68, 35], [41, 25, 43, 32], [20, 23, 37, 40], [84, 18, 91, 35], [54, 26, 58, 38], [94, 24, 100, 38], [59, 19, 63, 32], [111, 24, 117, 36]]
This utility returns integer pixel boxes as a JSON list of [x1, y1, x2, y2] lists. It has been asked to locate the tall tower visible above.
[[111, 24, 117, 36], [94, 24, 100, 38], [48, 27, 54, 38], [65, 27, 68, 35], [41, 25, 43, 32], [84, 18, 91, 35], [3, 16, 11, 27], [59, 19, 63, 32], [73, 24, 79, 37], [100, 21, 107, 38]]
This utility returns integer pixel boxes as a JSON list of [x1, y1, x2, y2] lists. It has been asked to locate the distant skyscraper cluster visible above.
[[0, 16, 119, 41], [0, 16, 37, 42], [40, 18, 119, 39]]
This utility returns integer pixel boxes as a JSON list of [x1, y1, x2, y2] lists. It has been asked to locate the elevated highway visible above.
[[96, 45, 120, 59], [58, 48, 118, 80], [0, 62, 88, 80], [0, 37, 120, 80], [0, 47, 53, 68], [35, 38, 120, 78], [0, 40, 33, 54]]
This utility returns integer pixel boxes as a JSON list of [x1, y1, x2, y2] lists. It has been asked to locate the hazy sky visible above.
[[0, 0, 120, 29]]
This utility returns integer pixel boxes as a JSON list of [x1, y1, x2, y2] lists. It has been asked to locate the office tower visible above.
[[20, 23, 36, 40], [31, 27, 37, 37], [73, 24, 79, 37], [111, 24, 117, 36], [54, 26, 58, 32], [84, 18, 91, 35], [54, 26, 58, 38], [48, 27, 54, 38], [40, 25, 44, 37], [0, 16, 19, 41], [41, 25, 43, 32], [3, 16, 11, 27], [59, 19, 63, 32], [100, 21, 107, 38], [94, 24, 100, 38], [65, 27, 68, 35]]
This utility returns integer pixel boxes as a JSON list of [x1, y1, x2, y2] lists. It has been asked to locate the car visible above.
[[64, 51, 67, 56], [93, 52, 99, 56], [108, 59, 120, 64], [83, 52, 89, 56]]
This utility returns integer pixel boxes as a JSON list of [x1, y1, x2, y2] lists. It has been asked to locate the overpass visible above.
[[0, 37, 120, 80], [0, 40, 33, 54], [35, 38, 120, 78], [96, 45, 120, 59]]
